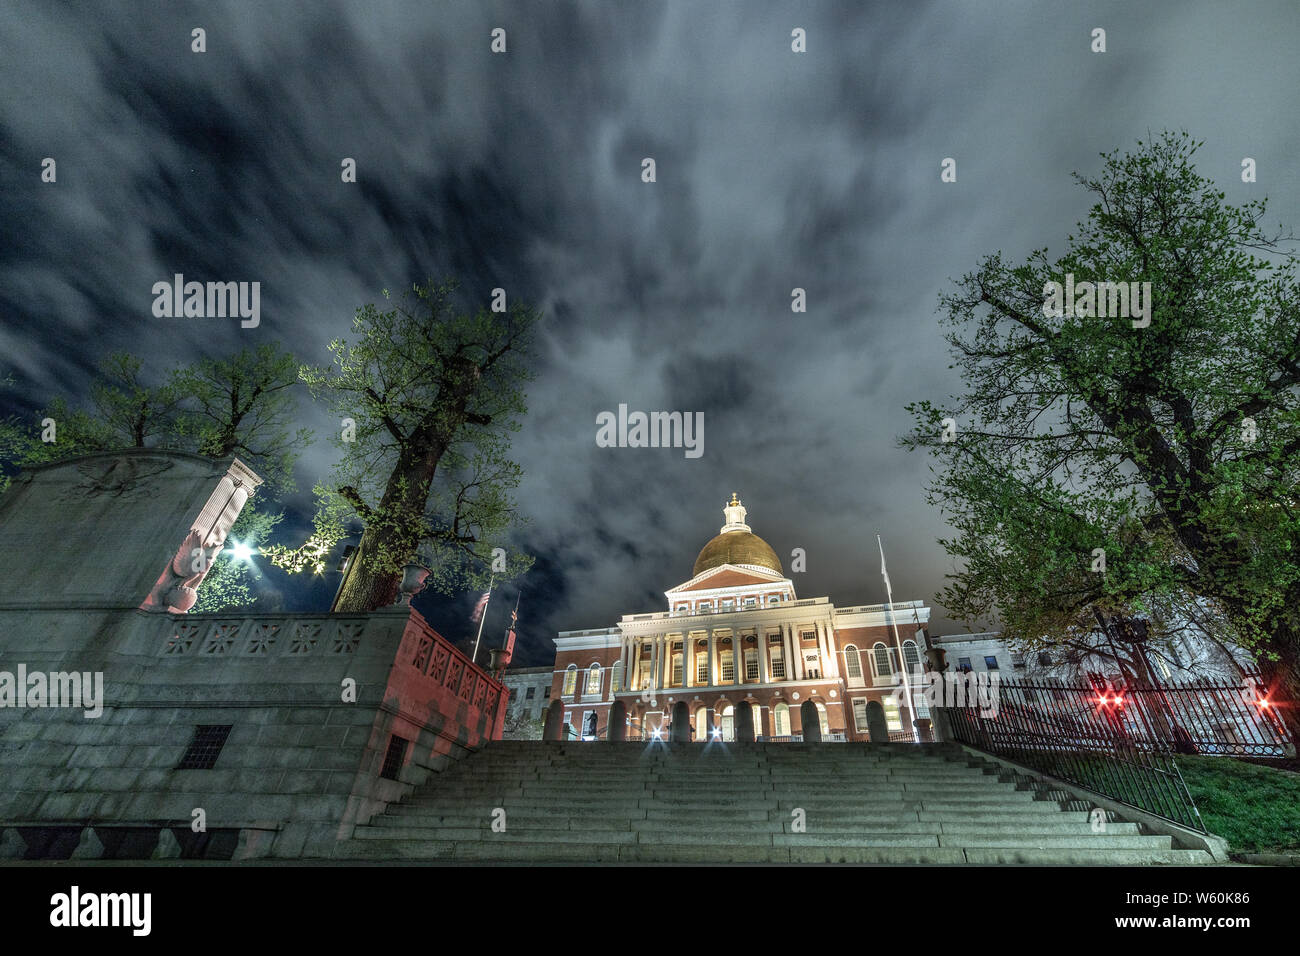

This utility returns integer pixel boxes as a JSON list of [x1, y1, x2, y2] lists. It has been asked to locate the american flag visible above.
[[469, 590, 490, 623]]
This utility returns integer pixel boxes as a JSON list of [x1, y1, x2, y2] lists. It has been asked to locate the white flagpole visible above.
[[472, 574, 494, 665], [878, 535, 919, 743]]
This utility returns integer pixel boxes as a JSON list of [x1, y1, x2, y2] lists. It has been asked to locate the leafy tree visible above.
[[172, 343, 311, 493], [291, 280, 538, 612], [903, 132, 1300, 739]]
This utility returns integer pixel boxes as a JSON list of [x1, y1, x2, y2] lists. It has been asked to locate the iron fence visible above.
[[946, 675, 1293, 831]]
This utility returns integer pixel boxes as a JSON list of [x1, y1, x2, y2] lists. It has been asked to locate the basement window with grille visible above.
[[177, 725, 233, 770], [379, 734, 409, 781]]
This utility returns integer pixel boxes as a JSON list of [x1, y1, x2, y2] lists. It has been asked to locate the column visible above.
[[648, 636, 659, 693], [815, 622, 830, 679], [658, 636, 670, 691], [683, 640, 691, 689], [782, 624, 795, 682], [823, 621, 841, 679], [791, 624, 806, 681], [758, 629, 770, 684], [630, 639, 642, 690], [707, 629, 717, 686], [619, 638, 630, 691], [735, 633, 745, 687]]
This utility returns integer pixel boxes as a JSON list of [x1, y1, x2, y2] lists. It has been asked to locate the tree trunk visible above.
[[333, 448, 441, 613]]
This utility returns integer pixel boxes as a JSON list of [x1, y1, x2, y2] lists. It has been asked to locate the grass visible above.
[[1176, 756, 1300, 853]]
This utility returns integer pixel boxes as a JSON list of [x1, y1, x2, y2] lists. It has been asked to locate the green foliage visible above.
[[171, 343, 311, 493], [298, 279, 538, 604], [903, 131, 1300, 659], [192, 502, 284, 614]]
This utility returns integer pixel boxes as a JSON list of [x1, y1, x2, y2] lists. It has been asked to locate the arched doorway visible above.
[[671, 700, 690, 741], [800, 700, 822, 742], [695, 705, 708, 741], [543, 700, 564, 741], [865, 700, 888, 742], [735, 701, 755, 743], [608, 700, 627, 741]]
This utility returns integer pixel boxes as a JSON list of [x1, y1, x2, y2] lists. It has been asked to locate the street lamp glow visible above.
[[227, 540, 255, 563]]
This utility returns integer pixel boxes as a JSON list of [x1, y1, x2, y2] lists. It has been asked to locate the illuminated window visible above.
[[586, 664, 602, 695], [774, 702, 790, 735], [852, 698, 869, 733], [882, 698, 903, 732], [844, 645, 862, 680], [873, 643, 893, 676], [562, 665, 577, 697]]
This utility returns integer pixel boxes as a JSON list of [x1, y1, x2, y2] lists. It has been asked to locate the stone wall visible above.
[[0, 451, 507, 860]]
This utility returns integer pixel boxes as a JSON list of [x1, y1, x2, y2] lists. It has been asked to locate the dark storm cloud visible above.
[[3, 1, 1300, 663]]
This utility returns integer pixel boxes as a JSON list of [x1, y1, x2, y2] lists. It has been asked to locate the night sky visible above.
[[3, 2, 1298, 664]]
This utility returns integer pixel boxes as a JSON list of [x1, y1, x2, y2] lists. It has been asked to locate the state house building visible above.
[[548, 495, 932, 742]]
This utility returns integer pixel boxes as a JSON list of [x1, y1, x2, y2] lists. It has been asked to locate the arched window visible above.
[[773, 702, 790, 736], [585, 664, 602, 696], [844, 644, 862, 680], [873, 643, 893, 677], [562, 665, 577, 697], [610, 660, 623, 693], [903, 640, 920, 674], [695, 705, 708, 739], [815, 702, 830, 735]]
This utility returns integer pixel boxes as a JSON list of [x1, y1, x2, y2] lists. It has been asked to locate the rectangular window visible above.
[[543, 685, 551, 698], [745, 648, 759, 682], [611, 663, 622, 693], [801, 630, 816, 644], [852, 699, 869, 733], [177, 725, 232, 770], [984, 656, 999, 670], [696, 654, 708, 683], [744, 598, 756, 609], [882, 699, 903, 732], [525, 686, 536, 699], [768, 632, 782, 643], [721, 650, 735, 682], [958, 657, 972, 672], [379, 734, 408, 780], [671, 654, 683, 686], [771, 648, 785, 679], [1011, 652, 1025, 668]]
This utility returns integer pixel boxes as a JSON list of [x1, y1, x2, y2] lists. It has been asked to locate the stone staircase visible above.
[[333, 740, 1215, 863]]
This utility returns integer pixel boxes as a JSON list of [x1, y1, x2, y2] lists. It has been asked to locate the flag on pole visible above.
[[878, 535, 893, 598], [470, 590, 490, 623], [504, 593, 521, 659]]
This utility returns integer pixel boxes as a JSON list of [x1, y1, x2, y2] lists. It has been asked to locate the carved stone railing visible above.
[[405, 617, 506, 722], [156, 613, 370, 658]]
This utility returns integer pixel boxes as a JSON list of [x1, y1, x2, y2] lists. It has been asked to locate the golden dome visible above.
[[693, 530, 783, 577]]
